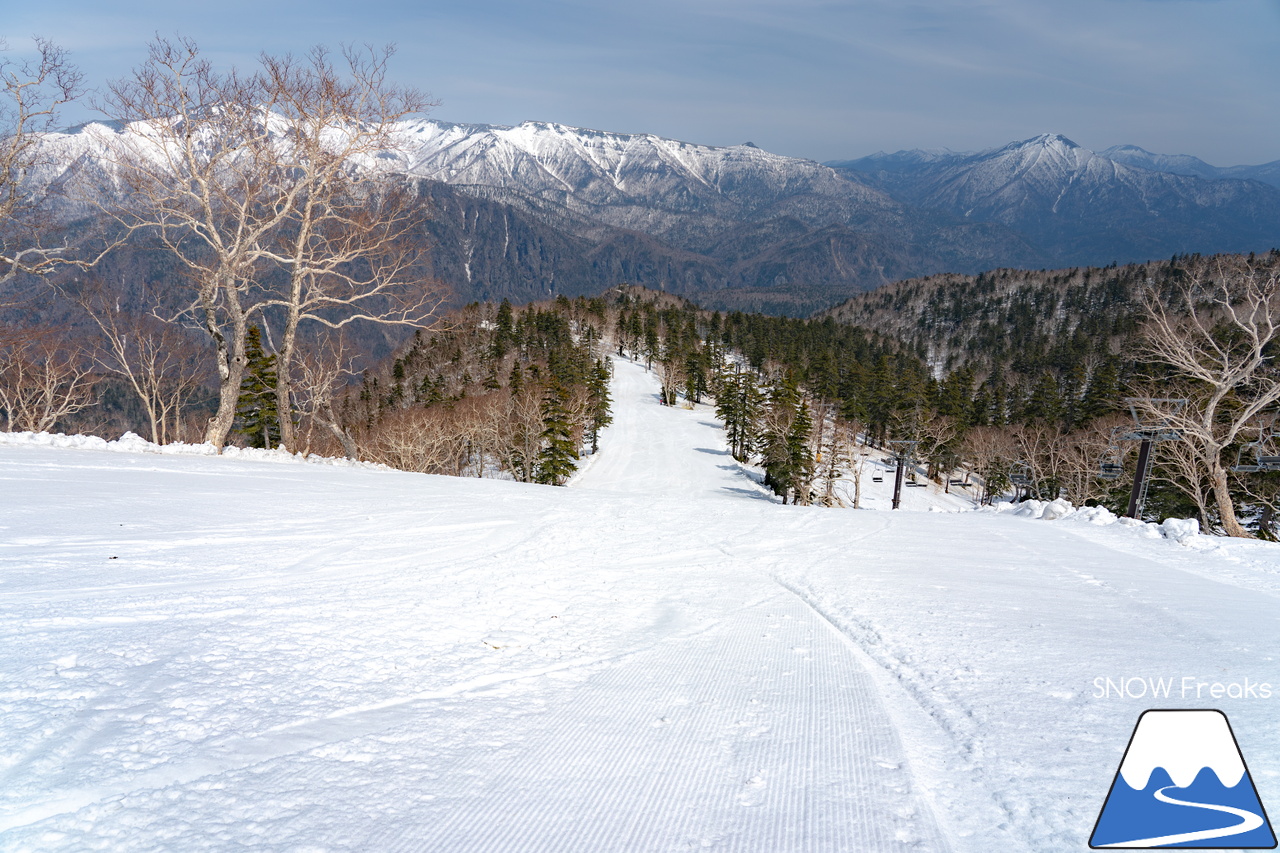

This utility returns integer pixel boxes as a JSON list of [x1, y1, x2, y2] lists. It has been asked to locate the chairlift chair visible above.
[[1098, 443, 1125, 480], [1097, 461, 1124, 480], [1232, 442, 1280, 473]]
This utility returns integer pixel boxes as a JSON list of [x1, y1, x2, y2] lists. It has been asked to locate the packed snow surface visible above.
[[4, 357, 1280, 851]]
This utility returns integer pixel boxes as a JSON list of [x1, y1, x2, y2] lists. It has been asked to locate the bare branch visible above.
[[1135, 260, 1280, 536], [0, 38, 90, 284], [0, 327, 96, 432]]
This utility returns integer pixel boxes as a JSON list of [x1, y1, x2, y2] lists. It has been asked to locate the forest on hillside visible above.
[[334, 250, 1280, 541], [9, 244, 1280, 537]]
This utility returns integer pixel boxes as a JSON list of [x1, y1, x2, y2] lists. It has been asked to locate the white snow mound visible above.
[[0, 430, 385, 469]]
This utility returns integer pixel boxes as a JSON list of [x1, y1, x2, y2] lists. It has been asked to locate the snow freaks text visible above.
[[1093, 676, 1274, 700]]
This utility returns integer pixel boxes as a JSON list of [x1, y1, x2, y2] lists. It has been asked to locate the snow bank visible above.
[[983, 498, 1206, 545], [1005, 498, 1074, 520], [0, 430, 386, 469], [1159, 516, 1200, 542]]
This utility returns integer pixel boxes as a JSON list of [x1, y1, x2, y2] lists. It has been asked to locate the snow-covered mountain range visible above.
[[33, 118, 1040, 312], [392, 119, 897, 247], [29, 120, 1280, 313], [1100, 143, 1280, 188], [831, 133, 1280, 267]]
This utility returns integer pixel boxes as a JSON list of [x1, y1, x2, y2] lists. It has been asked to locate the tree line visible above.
[[705, 253, 1280, 537], [332, 295, 612, 484], [588, 261, 1280, 540]]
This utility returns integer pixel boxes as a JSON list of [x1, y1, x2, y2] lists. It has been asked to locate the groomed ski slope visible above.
[[3, 356, 1280, 852]]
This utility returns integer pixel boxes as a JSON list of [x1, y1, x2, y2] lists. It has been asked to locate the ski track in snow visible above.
[[2, 356, 1280, 851]]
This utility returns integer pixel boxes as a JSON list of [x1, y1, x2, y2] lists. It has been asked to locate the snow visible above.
[[3, 356, 1280, 851], [0, 430, 385, 468]]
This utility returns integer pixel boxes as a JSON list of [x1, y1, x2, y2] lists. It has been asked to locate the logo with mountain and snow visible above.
[[1090, 710, 1276, 848]]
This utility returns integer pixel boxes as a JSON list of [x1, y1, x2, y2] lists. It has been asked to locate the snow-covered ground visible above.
[[3, 357, 1280, 851]]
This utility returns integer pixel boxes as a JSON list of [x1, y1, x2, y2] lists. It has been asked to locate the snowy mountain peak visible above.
[[999, 133, 1082, 155], [1034, 132, 1078, 149], [1098, 143, 1223, 181], [1103, 143, 1152, 157]]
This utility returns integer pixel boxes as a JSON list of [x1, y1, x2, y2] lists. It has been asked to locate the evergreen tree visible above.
[[1022, 370, 1064, 423], [643, 320, 660, 369], [760, 378, 813, 503], [683, 348, 709, 404], [863, 355, 897, 445], [1061, 362, 1090, 427], [586, 358, 613, 454], [715, 367, 762, 462], [1079, 359, 1122, 422], [235, 326, 281, 449], [491, 298, 514, 359], [935, 366, 974, 424], [536, 384, 578, 485], [969, 385, 993, 427], [785, 394, 815, 503]]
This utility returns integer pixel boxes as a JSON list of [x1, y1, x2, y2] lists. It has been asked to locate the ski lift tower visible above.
[[887, 440, 918, 510], [1118, 398, 1185, 519]]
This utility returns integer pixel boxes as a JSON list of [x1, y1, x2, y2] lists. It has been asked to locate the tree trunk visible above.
[[1259, 504, 1275, 540], [201, 284, 248, 451], [319, 401, 358, 460], [275, 306, 300, 452], [1209, 458, 1250, 538]]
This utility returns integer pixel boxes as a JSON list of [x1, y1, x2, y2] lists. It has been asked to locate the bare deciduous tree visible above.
[[73, 279, 208, 443], [254, 47, 443, 451], [101, 38, 442, 451], [101, 37, 288, 449], [917, 414, 959, 484], [811, 401, 844, 506], [292, 337, 359, 459], [0, 327, 96, 432], [960, 426, 1020, 505], [0, 38, 84, 286], [848, 447, 872, 509], [362, 406, 454, 473], [1136, 262, 1280, 537], [1012, 421, 1068, 499], [1055, 415, 1130, 507], [654, 350, 684, 406], [500, 386, 546, 483], [453, 393, 507, 477], [1151, 431, 1214, 526]]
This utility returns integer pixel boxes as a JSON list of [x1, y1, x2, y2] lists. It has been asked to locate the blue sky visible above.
[[8, 0, 1280, 164]]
